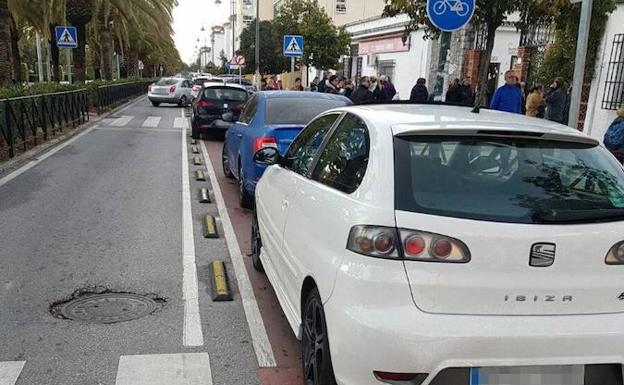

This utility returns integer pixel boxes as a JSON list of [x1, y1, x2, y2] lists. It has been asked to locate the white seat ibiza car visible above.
[[251, 104, 624, 385]]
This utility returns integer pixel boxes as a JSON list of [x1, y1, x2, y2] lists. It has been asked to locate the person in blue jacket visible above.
[[490, 70, 523, 113]]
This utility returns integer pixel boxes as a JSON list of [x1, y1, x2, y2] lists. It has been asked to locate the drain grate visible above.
[[54, 293, 159, 324]]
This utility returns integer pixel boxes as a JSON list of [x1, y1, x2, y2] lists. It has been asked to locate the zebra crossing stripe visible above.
[[142, 116, 161, 128], [174, 117, 188, 129], [111, 116, 134, 127], [0, 361, 25, 385], [115, 353, 213, 385]]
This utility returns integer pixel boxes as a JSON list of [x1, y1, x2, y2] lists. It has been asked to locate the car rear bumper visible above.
[[191, 115, 233, 132], [148, 94, 180, 104], [325, 253, 624, 385]]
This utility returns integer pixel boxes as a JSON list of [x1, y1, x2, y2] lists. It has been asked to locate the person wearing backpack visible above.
[[603, 106, 624, 163]]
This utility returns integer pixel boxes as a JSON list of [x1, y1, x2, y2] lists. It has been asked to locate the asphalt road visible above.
[[0, 97, 259, 385]]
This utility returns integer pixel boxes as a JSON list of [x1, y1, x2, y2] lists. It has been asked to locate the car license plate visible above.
[[470, 365, 584, 385], [223, 103, 228, 108]]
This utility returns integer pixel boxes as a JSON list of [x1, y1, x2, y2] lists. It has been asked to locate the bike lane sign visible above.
[[427, 0, 475, 32]]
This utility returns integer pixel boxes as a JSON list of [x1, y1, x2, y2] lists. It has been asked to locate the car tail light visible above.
[[347, 226, 470, 263], [253, 137, 277, 153], [196, 100, 215, 108], [148, 84, 153, 92], [605, 241, 624, 264], [399, 229, 470, 263], [192, 85, 201, 91], [169, 85, 176, 93], [347, 226, 400, 259]]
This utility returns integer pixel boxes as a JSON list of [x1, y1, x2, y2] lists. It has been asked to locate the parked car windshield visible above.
[[394, 135, 624, 224], [155, 78, 178, 86], [203, 87, 248, 102], [265, 98, 350, 125]]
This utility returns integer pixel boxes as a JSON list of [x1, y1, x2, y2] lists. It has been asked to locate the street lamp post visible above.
[[255, 0, 260, 86]]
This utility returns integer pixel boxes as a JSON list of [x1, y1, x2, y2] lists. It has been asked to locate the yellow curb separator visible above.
[[191, 146, 199, 154], [209, 260, 232, 301], [195, 170, 206, 181], [193, 156, 202, 165], [203, 215, 218, 238]]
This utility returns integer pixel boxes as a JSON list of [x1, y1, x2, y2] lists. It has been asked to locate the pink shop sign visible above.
[[358, 35, 409, 55]]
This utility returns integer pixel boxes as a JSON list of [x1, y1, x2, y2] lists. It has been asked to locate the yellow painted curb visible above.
[[195, 170, 206, 181], [191, 146, 199, 154], [203, 215, 218, 238], [193, 156, 202, 165], [209, 260, 232, 301]]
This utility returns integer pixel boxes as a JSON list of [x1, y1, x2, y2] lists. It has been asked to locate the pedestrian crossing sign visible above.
[[55, 26, 78, 49], [283, 35, 304, 58]]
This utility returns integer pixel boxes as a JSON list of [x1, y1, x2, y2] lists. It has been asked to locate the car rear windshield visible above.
[[202, 87, 248, 102], [265, 98, 349, 125], [193, 78, 209, 85], [394, 135, 624, 224], [156, 78, 177, 86]]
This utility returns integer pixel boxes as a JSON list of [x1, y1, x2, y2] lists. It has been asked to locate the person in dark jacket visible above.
[[379, 75, 397, 100], [324, 75, 340, 94], [310, 76, 319, 92], [317, 74, 327, 93], [351, 76, 374, 104], [410, 78, 429, 102], [445, 78, 462, 104], [460, 79, 474, 106], [545, 77, 567, 124]]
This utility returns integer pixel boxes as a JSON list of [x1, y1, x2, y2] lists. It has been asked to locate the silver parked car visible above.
[[148, 78, 193, 107]]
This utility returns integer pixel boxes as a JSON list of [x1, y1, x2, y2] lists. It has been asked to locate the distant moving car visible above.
[[191, 77, 211, 99], [191, 83, 249, 139], [252, 103, 624, 385], [148, 78, 193, 107], [222, 91, 351, 208]]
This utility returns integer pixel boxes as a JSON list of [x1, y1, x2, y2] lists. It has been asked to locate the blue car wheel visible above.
[[238, 165, 254, 209]]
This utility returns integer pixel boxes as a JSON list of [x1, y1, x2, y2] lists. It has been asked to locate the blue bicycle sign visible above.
[[427, 0, 474, 32]]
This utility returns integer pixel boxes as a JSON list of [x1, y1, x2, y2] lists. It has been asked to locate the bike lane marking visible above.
[[181, 108, 204, 347], [199, 139, 277, 367], [115, 353, 213, 385], [0, 361, 25, 385]]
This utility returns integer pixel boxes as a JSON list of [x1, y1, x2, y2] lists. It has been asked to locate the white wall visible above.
[[489, 27, 521, 88], [584, 4, 624, 141], [360, 30, 431, 99]]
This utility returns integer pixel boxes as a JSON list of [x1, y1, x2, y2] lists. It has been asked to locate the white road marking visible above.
[[111, 115, 134, 127], [181, 108, 204, 347], [200, 140, 277, 367], [0, 361, 25, 385], [142, 116, 161, 128], [94, 127, 179, 134], [115, 353, 212, 385], [0, 96, 145, 188], [174, 117, 188, 129]]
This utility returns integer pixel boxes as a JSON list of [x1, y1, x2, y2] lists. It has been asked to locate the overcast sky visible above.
[[173, 0, 229, 64]]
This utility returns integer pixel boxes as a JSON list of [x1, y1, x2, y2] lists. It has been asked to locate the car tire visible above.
[[191, 126, 200, 140], [250, 209, 264, 272], [151, 101, 160, 107], [222, 143, 234, 179], [238, 165, 254, 209], [179, 96, 187, 107], [302, 287, 337, 385]]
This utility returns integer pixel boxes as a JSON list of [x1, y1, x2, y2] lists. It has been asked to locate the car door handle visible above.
[[236, 134, 243, 138], [281, 200, 289, 210]]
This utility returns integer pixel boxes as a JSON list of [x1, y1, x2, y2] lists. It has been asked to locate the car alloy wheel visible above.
[[251, 210, 264, 272], [238, 166, 254, 209], [222, 144, 234, 179], [302, 288, 336, 385]]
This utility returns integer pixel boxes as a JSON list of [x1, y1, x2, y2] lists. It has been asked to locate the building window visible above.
[[242, 0, 252, 7], [602, 33, 624, 110], [336, 0, 347, 14], [243, 15, 254, 26]]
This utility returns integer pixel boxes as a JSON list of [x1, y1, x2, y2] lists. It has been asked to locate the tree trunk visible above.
[[72, 23, 87, 82], [0, 0, 14, 85], [49, 24, 61, 81], [91, 44, 101, 80], [477, 23, 498, 107], [127, 49, 139, 78], [98, 10, 113, 80], [66, 0, 92, 83], [10, 15, 22, 82]]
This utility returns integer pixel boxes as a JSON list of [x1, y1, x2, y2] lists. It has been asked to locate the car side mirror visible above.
[[253, 147, 280, 166]]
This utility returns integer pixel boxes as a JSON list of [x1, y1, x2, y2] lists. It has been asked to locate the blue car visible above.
[[222, 91, 352, 208]]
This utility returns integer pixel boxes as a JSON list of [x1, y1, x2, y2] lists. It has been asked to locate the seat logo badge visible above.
[[530, 243, 556, 267]]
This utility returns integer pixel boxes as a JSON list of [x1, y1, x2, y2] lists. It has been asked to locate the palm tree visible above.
[[65, 0, 92, 82]]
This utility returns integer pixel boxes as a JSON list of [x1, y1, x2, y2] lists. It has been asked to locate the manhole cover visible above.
[[58, 293, 157, 324]]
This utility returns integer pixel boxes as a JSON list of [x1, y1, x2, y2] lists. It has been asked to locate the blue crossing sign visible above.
[[426, 0, 475, 32], [55, 26, 78, 48], [283, 35, 304, 58]]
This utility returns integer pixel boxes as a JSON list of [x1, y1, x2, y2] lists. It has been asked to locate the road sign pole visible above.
[[568, 0, 593, 129], [36, 32, 44, 82], [291, 57, 295, 74], [66, 49, 72, 84]]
